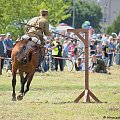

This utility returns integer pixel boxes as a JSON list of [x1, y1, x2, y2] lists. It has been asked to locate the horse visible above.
[[11, 39, 41, 101]]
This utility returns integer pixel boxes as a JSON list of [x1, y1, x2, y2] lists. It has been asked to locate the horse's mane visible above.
[[13, 41, 19, 48]]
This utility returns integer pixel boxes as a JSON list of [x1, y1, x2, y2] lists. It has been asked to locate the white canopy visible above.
[[49, 24, 56, 31], [56, 25, 74, 31]]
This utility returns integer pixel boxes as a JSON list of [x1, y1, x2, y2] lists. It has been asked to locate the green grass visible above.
[[0, 65, 120, 120]]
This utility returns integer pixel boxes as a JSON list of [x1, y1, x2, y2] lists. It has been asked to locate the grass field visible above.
[[0, 65, 120, 120]]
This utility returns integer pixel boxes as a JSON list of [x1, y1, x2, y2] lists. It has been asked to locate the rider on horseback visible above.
[[20, 10, 52, 69]]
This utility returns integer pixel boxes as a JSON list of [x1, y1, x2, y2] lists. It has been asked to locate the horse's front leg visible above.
[[24, 72, 34, 95], [17, 72, 28, 101]]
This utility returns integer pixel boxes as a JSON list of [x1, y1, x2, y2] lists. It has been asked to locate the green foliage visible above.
[[62, 0, 102, 31], [106, 26, 114, 35], [0, 0, 70, 39], [39, 0, 71, 26], [106, 14, 120, 35]]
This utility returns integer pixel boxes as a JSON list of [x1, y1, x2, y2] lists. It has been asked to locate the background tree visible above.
[[106, 14, 120, 35], [62, 0, 102, 31], [0, 0, 70, 39]]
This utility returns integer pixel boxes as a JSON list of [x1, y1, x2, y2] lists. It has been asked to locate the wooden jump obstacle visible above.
[[67, 29, 101, 103]]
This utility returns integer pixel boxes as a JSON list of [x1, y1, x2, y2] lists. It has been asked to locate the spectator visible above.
[[75, 57, 85, 71], [96, 40, 102, 58], [51, 37, 63, 71], [108, 36, 116, 67], [101, 34, 109, 46], [4, 33, 14, 58], [89, 39, 96, 56], [102, 41, 109, 66], [69, 41, 77, 66], [89, 55, 97, 72], [0, 34, 6, 74], [115, 37, 120, 65], [62, 40, 71, 68], [45, 38, 54, 71], [89, 55, 107, 73], [77, 40, 84, 55]]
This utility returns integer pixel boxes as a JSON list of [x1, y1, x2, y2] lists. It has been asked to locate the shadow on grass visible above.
[[52, 101, 74, 104], [28, 100, 74, 104], [28, 100, 107, 105], [31, 85, 83, 91]]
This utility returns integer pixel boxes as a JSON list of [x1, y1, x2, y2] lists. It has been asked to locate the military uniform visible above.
[[25, 10, 51, 63], [26, 10, 51, 45]]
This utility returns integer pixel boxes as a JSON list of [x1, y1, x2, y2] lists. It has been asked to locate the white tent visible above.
[[56, 25, 74, 31], [49, 24, 56, 31]]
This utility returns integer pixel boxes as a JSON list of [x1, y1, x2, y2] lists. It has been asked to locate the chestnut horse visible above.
[[11, 39, 41, 101]]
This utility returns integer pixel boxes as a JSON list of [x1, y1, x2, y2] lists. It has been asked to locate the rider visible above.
[[26, 9, 51, 45], [19, 10, 52, 71]]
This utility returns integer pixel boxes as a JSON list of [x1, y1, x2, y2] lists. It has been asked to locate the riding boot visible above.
[[36, 41, 45, 72]]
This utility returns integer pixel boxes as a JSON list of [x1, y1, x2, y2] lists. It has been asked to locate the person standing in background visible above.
[[0, 34, 6, 74], [96, 40, 102, 58], [51, 37, 63, 71], [102, 41, 109, 66], [62, 40, 71, 68], [4, 33, 14, 58], [108, 36, 116, 67], [101, 34, 109, 46], [4, 33, 14, 71], [69, 41, 77, 66], [89, 39, 96, 56]]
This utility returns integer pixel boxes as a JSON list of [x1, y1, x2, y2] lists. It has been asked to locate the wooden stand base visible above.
[[74, 89, 101, 103]]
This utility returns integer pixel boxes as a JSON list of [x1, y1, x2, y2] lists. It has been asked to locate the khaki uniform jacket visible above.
[[27, 16, 50, 38]]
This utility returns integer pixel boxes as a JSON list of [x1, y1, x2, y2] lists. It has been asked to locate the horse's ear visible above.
[[28, 37, 32, 41]]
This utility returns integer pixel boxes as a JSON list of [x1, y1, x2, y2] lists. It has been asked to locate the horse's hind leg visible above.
[[12, 69, 17, 101]]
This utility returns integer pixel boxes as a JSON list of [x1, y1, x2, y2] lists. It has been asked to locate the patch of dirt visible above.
[[113, 91, 120, 94], [109, 107, 119, 111]]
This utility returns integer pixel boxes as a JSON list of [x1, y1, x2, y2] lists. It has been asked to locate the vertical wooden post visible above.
[[84, 30, 89, 90], [83, 30, 90, 102], [67, 29, 101, 103]]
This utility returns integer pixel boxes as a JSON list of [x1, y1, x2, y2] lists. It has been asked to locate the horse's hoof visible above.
[[17, 94, 23, 101], [12, 97, 16, 101]]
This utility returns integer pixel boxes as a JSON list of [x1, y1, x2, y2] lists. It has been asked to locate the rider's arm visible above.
[[44, 21, 51, 36], [50, 43, 58, 50]]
